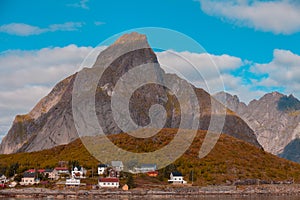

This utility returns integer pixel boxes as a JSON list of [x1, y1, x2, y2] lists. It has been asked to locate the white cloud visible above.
[[199, 0, 300, 34], [1, 46, 299, 141], [67, 0, 89, 9], [0, 22, 83, 36], [0, 45, 94, 140], [157, 49, 300, 103], [251, 49, 300, 97], [157, 50, 243, 94], [0, 23, 44, 36], [94, 21, 105, 26]]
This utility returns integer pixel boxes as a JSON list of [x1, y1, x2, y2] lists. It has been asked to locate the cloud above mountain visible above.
[[199, 0, 300, 34], [0, 45, 299, 141], [0, 45, 93, 140], [251, 49, 300, 96], [0, 22, 83, 36]]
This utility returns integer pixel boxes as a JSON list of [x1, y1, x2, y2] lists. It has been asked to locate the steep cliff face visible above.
[[0, 32, 261, 154], [214, 91, 300, 156]]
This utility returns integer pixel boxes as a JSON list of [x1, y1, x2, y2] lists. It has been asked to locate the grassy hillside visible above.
[[1, 128, 300, 186]]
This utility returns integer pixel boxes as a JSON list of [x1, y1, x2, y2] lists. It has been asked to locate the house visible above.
[[65, 178, 80, 186], [98, 177, 119, 188], [54, 167, 69, 175], [20, 172, 40, 185], [134, 164, 157, 173], [8, 181, 17, 188], [42, 169, 55, 180], [168, 172, 187, 184], [46, 169, 59, 180], [0, 174, 7, 184], [71, 166, 85, 179], [26, 169, 45, 174], [147, 171, 158, 177], [111, 161, 123, 172], [98, 164, 109, 175], [108, 168, 119, 178]]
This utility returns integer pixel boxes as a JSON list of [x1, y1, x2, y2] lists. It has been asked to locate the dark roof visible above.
[[23, 172, 36, 178], [44, 169, 53, 173], [171, 171, 182, 176], [98, 164, 108, 168], [99, 177, 119, 183], [141, 164, 156, 168]]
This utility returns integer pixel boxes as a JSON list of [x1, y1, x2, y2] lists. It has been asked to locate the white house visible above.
[[65, 178, 80, 186], [111, 161, 124, 172], [98, 164, 108, 175], [71, 166, 85, 179], [98, 177, 119, 188], [0, 174, 7, 184], [168, 172, 187, 184], [43, 169, 59, 180], [20, 172, 40, 185]]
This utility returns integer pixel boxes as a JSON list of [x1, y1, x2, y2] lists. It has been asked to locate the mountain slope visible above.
[[0, 32, 261, 154], [214, 91, 300, 157], [0, 129, 299, 186]]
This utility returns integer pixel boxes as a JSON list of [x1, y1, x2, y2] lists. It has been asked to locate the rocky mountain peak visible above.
[[0, 32, 261, 154], [215, 91, 300, 159], [113, 32, 148, 46]]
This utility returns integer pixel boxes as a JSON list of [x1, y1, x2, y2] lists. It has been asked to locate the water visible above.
[[4, 195, 300, 200]]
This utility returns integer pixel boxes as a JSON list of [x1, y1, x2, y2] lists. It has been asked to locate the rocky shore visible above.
[[1, 184, 300, 199]]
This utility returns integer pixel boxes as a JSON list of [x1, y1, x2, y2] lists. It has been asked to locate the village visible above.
[[0, 161, 188, 190]]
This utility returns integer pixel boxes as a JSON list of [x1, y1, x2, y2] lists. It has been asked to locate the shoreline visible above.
[[1, 184, 300, 199]]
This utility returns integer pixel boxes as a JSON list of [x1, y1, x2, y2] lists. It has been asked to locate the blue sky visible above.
[[1, 0, 300, 140], [1, 0, 300, 61]]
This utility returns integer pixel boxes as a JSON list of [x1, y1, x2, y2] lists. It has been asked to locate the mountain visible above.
[[279, 138, 300, 162], [214, 91, 300, 158], [0, 32, 261, 154], [0, 129, 299, 186]]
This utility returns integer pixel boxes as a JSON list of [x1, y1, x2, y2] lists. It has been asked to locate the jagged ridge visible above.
[[0, 32, 261, 154]]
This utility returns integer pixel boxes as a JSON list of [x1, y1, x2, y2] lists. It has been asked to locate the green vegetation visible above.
[[1, 128, 300, 186]]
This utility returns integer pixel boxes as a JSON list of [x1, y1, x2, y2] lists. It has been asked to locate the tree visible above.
[[163, 164, 177, 178], [189, 170, 196, 183], [126, 173, 135, 189], [6, 162, 19, 177], [14, 174, 23, 182]]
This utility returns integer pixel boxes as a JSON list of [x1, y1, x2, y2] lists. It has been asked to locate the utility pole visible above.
[[192, 169, 194, 185]]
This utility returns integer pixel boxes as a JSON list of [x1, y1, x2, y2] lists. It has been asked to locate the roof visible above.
[[98, 164, 108, 168], [147, 171, 158, 175], [141, 164, 156, 169], [99, 177, 119, 183], [171, 171, 182, 176], [111, 161, 123, 167], [26, 169, 45, 173], [23, 172, 36, 178], [44, 169, 53, 173], [54, 167, 68, 171], [26, 169, 36, 173]]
